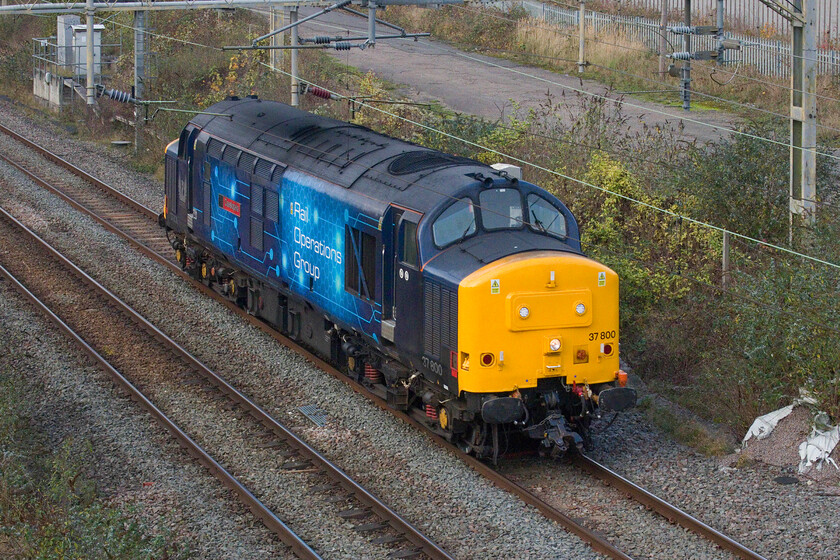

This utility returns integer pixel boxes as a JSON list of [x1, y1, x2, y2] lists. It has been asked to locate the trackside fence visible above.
[[487, 0, 840, 77]]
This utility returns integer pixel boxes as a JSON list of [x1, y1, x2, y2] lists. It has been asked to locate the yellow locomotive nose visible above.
[[457, 251, 619, 394]]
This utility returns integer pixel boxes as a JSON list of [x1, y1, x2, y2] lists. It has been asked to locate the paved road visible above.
[[294, 9, 734, 144]]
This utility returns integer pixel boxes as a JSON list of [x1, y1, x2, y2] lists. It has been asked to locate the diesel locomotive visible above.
[[159, 96, 635, 460]]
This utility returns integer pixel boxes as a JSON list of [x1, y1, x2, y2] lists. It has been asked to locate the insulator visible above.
[[668, 25, 694, 34], [425, 404, 439, 420], [101, 88, 136, 104], [313, 35, 332, 44], [364, 363, 383, 384], [668, 51, 693, 61], [306, 85, 333, 100], [333, 42, 352, 51]]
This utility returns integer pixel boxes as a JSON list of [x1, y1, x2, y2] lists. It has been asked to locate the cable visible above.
[[259, 61, 840, 271], [183, 80, 840, 333], [71, 12, 840, 330], [96, 12, 840, 271], [102, 16, 223, 50], [473, 44, 836, 132]]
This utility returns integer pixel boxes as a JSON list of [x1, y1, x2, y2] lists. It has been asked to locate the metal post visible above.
[[790, 0, 817, 230], [368, 1, 376, 47], [722, 230, 730, 289], [133, 9, 145, 154], [289, 6, 299, 107], [716, 0, 724, 64], [270, 6, 280, 69], [659, 0, 668, 75], [681, 0, 691, 110], [578, 1, 585, 73], [85, 0, 95, 105]]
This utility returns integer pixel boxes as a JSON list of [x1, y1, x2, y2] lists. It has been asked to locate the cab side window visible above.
[[399, 220, 418, 268]]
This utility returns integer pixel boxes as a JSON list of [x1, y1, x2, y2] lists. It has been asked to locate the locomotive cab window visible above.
[[527, 194, 567, 239], [433, 198, 476, 247], [399, 220, 419, 268], [345, 226, 378, 301], [479, 188, 523, 230]]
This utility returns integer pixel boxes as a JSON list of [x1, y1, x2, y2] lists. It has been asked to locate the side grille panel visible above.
[[423, 281, 458, 357]]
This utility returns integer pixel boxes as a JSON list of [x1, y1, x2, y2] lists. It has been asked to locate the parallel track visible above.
[[0, 123, 768, 560], [0, 157, 452, 560], [0, 207, 320, 560]]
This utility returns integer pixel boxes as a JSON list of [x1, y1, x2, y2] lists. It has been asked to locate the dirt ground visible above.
[[732, 405, 840, 489]]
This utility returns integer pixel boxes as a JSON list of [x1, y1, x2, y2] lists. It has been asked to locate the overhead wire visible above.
[[258, 61, 840, 271], [95, 11, 840, 269], [76, 12, 840, 330], [205, 65, 840, 334]]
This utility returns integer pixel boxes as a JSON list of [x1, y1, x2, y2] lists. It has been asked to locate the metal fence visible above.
[[618, 0, 840, 42], [512, 1, 840, 77]]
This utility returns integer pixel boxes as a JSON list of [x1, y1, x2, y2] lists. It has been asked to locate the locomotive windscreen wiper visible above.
[[531, 210, 546, 232]]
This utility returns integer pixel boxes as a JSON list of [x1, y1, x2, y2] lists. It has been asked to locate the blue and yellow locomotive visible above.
[[160, 97, 635, 460]]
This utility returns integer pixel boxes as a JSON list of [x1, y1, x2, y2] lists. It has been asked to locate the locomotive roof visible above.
[[190, 97, 500, 217]]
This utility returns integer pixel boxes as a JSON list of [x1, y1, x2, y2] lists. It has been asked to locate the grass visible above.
[[637, 396, 734, 456], [0, 351, 186, 559]]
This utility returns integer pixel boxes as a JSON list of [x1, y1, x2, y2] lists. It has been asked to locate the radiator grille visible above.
[[165, 157, 176, 198], [250, 218, 264, 252], [239, 152, 257, 173], [207, 138, 224, 159], [423, 281, 457, 357], [255, 158, 274, 180], [265, 190, 279, 223], [222, 146, 240, 166], [252, 184, 263, 216], [203, 181, 211, 226]]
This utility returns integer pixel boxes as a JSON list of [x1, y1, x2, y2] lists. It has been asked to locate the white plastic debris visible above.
[[798, 425, 840, 473], [743, 404, 795, 445]]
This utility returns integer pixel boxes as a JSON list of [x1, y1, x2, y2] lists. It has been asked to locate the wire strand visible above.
[[259, 61, 840, 271]]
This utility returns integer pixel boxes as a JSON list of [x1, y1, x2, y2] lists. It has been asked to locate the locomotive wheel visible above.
[[228, 278, 237, 297], [201, 262, 208, 279], [175, 248, 185, 268], [347, 356, 356, 372]]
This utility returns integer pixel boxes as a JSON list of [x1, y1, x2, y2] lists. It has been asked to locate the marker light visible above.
[[575, 303, 586, 316], [519, 306, 530, 319], [549, 338, 561, 352]]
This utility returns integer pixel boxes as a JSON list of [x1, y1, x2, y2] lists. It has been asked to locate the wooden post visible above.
[[789, 0, 817, 232]]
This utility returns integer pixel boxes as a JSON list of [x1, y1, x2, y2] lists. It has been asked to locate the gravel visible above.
[[2, 96, 839, 560], [0, 216, 422, 559], [0, 99, 602, 558], [0, 281, 292, 560]]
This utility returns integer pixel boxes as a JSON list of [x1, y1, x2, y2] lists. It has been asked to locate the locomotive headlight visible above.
[[519, 306, 530, 319], [575, 303, 586, 316], [549, 338, 561, 352]]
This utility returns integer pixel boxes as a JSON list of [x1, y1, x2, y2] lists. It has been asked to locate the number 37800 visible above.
[[588, 330, 616, 341]]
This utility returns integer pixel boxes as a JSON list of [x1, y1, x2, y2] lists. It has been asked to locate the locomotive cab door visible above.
[[176, 126, 200, 230], [383, 206, 422, 353]]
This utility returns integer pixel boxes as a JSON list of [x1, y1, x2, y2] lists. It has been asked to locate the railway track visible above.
[[0, 123, 767, 560], [0, 206, 451, 560]]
